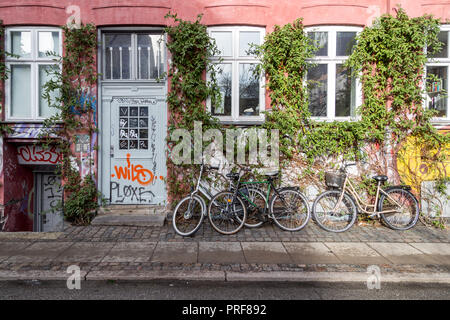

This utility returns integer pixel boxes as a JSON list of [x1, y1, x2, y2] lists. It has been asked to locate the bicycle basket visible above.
[[325, 172, 345, 188]]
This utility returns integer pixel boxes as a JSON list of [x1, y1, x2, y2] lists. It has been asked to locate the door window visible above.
[[103, 32, 165, 81]]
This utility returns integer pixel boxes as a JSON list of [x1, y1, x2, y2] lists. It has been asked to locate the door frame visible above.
[[97, 27, 169, 206]]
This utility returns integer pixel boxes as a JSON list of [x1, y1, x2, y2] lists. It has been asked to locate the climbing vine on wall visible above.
[[253, 19, 367, 163], [164, 13, 223, 204], [346, 7, 448, 227], [255, 10, 448, 227], [41, 23, 100, 225], [347, 8, 445, 147]]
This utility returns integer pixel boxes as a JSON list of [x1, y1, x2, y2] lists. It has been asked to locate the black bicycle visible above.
[[208, 168, 311, 232]]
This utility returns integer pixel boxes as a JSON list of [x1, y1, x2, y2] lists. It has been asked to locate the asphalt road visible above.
[[0, 280, 449, 300]]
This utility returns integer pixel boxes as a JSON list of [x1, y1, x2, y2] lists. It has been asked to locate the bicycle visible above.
[[172, 163, 223, 236], [209, 168, 310, 232], [312, 163, 420, 232]]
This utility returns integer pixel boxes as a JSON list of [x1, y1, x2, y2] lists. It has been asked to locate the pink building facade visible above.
[[0, 0, 449, 231]]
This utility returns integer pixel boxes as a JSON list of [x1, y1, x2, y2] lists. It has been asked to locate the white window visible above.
[[305, 26, 362, 120], [5, 27, 62, 121], [425, 25, 450, 123], [208, 26, 265, 124], [102, 32, 165, 81]]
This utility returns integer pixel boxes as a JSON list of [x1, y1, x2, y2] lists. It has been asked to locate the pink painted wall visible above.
[[1, 0, 450, 230], [1, 1, 450, 29]]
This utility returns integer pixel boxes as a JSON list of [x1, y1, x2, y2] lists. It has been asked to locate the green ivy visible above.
[[346, 8, 448, 226], [254, 9, 448, 227], [346, 7, 446, 147], [41, 23, 101, 225], [163, 13, 223, 203], [253, 19, 367, 162]]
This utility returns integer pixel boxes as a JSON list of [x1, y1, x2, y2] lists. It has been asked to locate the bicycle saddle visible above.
[[372, 175, 388, 182], [264, 171, 279, 177], [226, 172, 240, 180]]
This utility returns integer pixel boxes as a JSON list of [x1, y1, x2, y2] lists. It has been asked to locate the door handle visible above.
[[110, 145, 114, 158]]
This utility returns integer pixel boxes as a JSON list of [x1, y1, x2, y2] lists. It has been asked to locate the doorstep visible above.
[[92, 205, 169, 227]]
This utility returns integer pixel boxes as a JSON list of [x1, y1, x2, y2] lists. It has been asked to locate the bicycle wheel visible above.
[[269, 189, 310, 231], [238, 186, 266, 228], [208, 191, 247, 235], [378, 188, 419, 230], [312, 190, 357, 233], [172, 195, 205, 236]]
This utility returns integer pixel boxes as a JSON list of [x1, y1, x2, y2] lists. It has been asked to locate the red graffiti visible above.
[[111, 153, 156, 186], [17, 145, 62, 165]]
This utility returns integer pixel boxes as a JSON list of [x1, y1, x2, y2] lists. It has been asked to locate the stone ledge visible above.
[[85, 270, 225, 281], [91, 214, 166, 227]]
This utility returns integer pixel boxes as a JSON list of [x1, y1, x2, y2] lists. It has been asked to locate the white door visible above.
[[100, 31, 167, 206], [108, 96, 167, 205]]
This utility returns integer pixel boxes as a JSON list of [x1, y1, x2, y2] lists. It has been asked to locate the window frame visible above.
[[5, 27, 62, 122], [305, 25, 363, 122], [207, 26, 266, 124], [101, 31, 166, 83], [424, 25, 450, 124]]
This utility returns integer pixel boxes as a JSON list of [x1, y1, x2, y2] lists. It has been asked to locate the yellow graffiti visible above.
[[397, 130, 449, 190]]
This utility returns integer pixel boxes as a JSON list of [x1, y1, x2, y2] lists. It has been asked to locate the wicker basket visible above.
[[325, 172, 345, 188]]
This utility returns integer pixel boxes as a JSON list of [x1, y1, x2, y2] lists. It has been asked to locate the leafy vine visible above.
[[41, 23, 100, 225], [164, 13, 223, 204], [254, 9, 448, 227]]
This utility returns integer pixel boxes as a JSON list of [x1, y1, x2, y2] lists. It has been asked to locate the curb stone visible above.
[[85, 270, 226, 281], [225, 271, 450, 284], [0, 270, 88, 281], [0, 269, 449, 284]]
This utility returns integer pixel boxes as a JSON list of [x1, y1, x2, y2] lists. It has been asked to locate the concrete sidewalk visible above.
[[0, 238, 449, 283]]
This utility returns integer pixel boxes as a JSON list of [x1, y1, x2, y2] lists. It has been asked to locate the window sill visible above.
[[214, 115, 265, 126], [100, 79, 166, 84], [310, 117, 360, 122], [430, 119, 450, 127]]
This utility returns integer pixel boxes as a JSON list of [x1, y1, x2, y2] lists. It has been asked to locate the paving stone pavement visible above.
[[45, 220, 450, 243], [0, 220, 448, 282]]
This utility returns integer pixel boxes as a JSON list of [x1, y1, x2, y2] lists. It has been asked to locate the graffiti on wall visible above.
[[70, 91, 98, 127], [7, 124, 45, 139], [70, 91, 99, 181], [4, 180, 34, 231], [110, 182, 156, 204], [397, 129, 449, 189], [43, 175, 63, 210], [17, 145, 62, 165], [111, 153, 161, 186]]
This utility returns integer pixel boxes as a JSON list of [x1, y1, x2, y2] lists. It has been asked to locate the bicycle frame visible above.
[[336, 175, 405, 216], [238, 180, 271, 206], [234, 177, 291, 214], [186, 164, 225, 217]]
